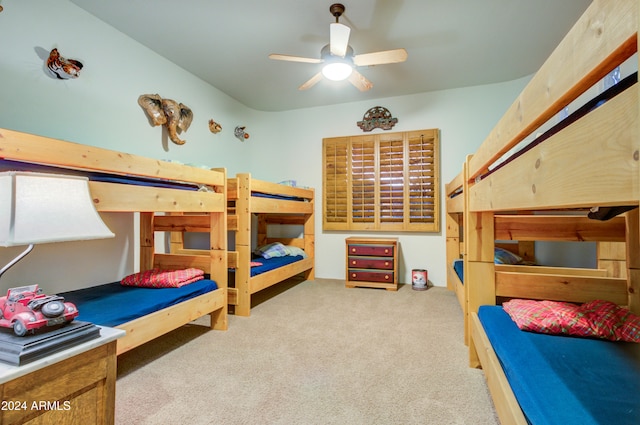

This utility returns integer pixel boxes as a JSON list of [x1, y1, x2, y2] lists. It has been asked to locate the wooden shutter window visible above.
[[323, 129, 440, 232]]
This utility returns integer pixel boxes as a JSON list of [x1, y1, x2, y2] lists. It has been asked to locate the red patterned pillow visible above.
[[503, 299, 640, 342], [121, 268, 205, 288], [580, 299, 640, 342], [503, 299, 593, 337]]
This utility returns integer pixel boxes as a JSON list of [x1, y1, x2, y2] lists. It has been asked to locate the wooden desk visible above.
[[0, 327, 124, 425]]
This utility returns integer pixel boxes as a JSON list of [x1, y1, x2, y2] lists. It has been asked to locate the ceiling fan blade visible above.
[[298, 72, 324, 91], [353, 48, 408, 67], [269, 54, 322, 64], [330, 22, 350, 57], [348, 69, 373, 92]]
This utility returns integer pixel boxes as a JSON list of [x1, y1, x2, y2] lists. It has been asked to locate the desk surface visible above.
[[0, 326, 124, 384]]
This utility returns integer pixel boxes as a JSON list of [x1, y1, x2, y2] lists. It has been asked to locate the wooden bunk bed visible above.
[[172, 173, 315, 317], [445, 161, 626, 346], [446, 164, 536, 345], [445, 164, 467, 310], [462, 1, 640, 423], [0, 127, 228, 355]]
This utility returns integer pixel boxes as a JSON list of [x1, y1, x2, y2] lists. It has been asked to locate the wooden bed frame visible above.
[[172, 173, 315, 317], [459, 1, 640, 423], [226, 173, 314, 316], [445, 161, 627, 346], [0, 127, 228, 356]]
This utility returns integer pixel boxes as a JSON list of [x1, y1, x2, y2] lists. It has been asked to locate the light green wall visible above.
[[0, 0, 528, 292]]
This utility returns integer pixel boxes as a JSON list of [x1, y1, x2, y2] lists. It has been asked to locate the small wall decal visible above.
[[357, 106, 398, 132], [46, 48, 83, 80], [209, 119, 222, 134], [234, 126, 249, 141], [138, 94, 193, 145]]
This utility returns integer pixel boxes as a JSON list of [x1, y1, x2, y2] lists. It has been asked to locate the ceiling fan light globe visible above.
[[322, 62, 353, 81]]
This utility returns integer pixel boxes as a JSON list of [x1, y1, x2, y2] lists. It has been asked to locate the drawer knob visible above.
[[352, 248, 356, 253], [384, 249, 389, 254], [352, 260, 356, 265], [351, 273, 357, 278], [385, 275, 389, 280], [385, 262, 389, 266]]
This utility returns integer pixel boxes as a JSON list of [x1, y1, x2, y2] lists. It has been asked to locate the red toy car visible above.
[[0, 285, 78, 336]]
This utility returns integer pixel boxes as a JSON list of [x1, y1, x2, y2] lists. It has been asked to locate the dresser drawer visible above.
[[348, 269, 394, 283], [347, 244, 394, 257], [348, 256, 394, 270]]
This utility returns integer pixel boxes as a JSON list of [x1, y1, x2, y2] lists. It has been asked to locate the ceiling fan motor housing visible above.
[[330, 3, 345, 21], [321, 44, 354, 63]]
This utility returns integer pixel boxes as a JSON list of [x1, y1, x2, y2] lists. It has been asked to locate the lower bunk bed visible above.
[[60, 277, 225, 355], [472, 304, 640, 425], [446, 165, 626, 349], [0, 127, 228, 355]]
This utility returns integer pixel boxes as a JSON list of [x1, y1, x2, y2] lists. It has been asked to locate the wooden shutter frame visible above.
[[323, 129, 440, 232]]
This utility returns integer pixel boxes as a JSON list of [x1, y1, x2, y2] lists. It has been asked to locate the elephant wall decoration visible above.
[[138, 94, 193, 145]]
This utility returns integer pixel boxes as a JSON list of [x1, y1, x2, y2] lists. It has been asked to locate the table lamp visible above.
[[0, 171, 115, 280]]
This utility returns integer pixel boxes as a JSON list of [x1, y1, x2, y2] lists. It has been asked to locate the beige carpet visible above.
[[115, 279, 499, 425]]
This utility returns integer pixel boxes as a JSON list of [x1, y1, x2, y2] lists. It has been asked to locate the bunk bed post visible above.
[[209, 168, 228, 330], [626, 208, 640, 314], [304, 194, 315, 280], [140, 212, 154, 271], [445, 211, 461, 292], [460, 157, 471, 346], [633, 13, 640, 316], [465, 208, 495, 368], [235, 173, 252, 317], [257, 215, 267, 248]]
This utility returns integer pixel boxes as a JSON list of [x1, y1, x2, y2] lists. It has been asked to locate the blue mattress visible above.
[[0, 159, 199, 190], [249, 255, 304, 277], [252, 191, 306, 202], [453, 259, 464, 283], [60, 279, 219, 327], [478, 305, 640, 425]]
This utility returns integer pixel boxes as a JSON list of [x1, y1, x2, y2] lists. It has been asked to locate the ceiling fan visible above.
[[269, 3, 408, 91]]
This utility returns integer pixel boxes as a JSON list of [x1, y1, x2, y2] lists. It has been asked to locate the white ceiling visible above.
[[70, 0, 591, 112]]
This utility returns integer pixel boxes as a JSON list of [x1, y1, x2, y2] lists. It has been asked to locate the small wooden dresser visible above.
[[345, 237, 398, 291]]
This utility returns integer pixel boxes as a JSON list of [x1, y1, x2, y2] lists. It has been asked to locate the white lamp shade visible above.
[[0, 171, 115, 246], [322, 62, 353, 81]]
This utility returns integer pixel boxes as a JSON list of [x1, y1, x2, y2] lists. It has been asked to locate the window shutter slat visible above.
[[351, 138, 375, 223]]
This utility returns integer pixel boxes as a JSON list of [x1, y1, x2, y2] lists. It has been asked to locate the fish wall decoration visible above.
[[46, 48, 83, 80]]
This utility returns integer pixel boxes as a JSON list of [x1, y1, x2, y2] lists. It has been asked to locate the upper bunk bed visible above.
[[0, 127, 228, 355], [171, 173, 315, 317], [460, 1, 640, 423]]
